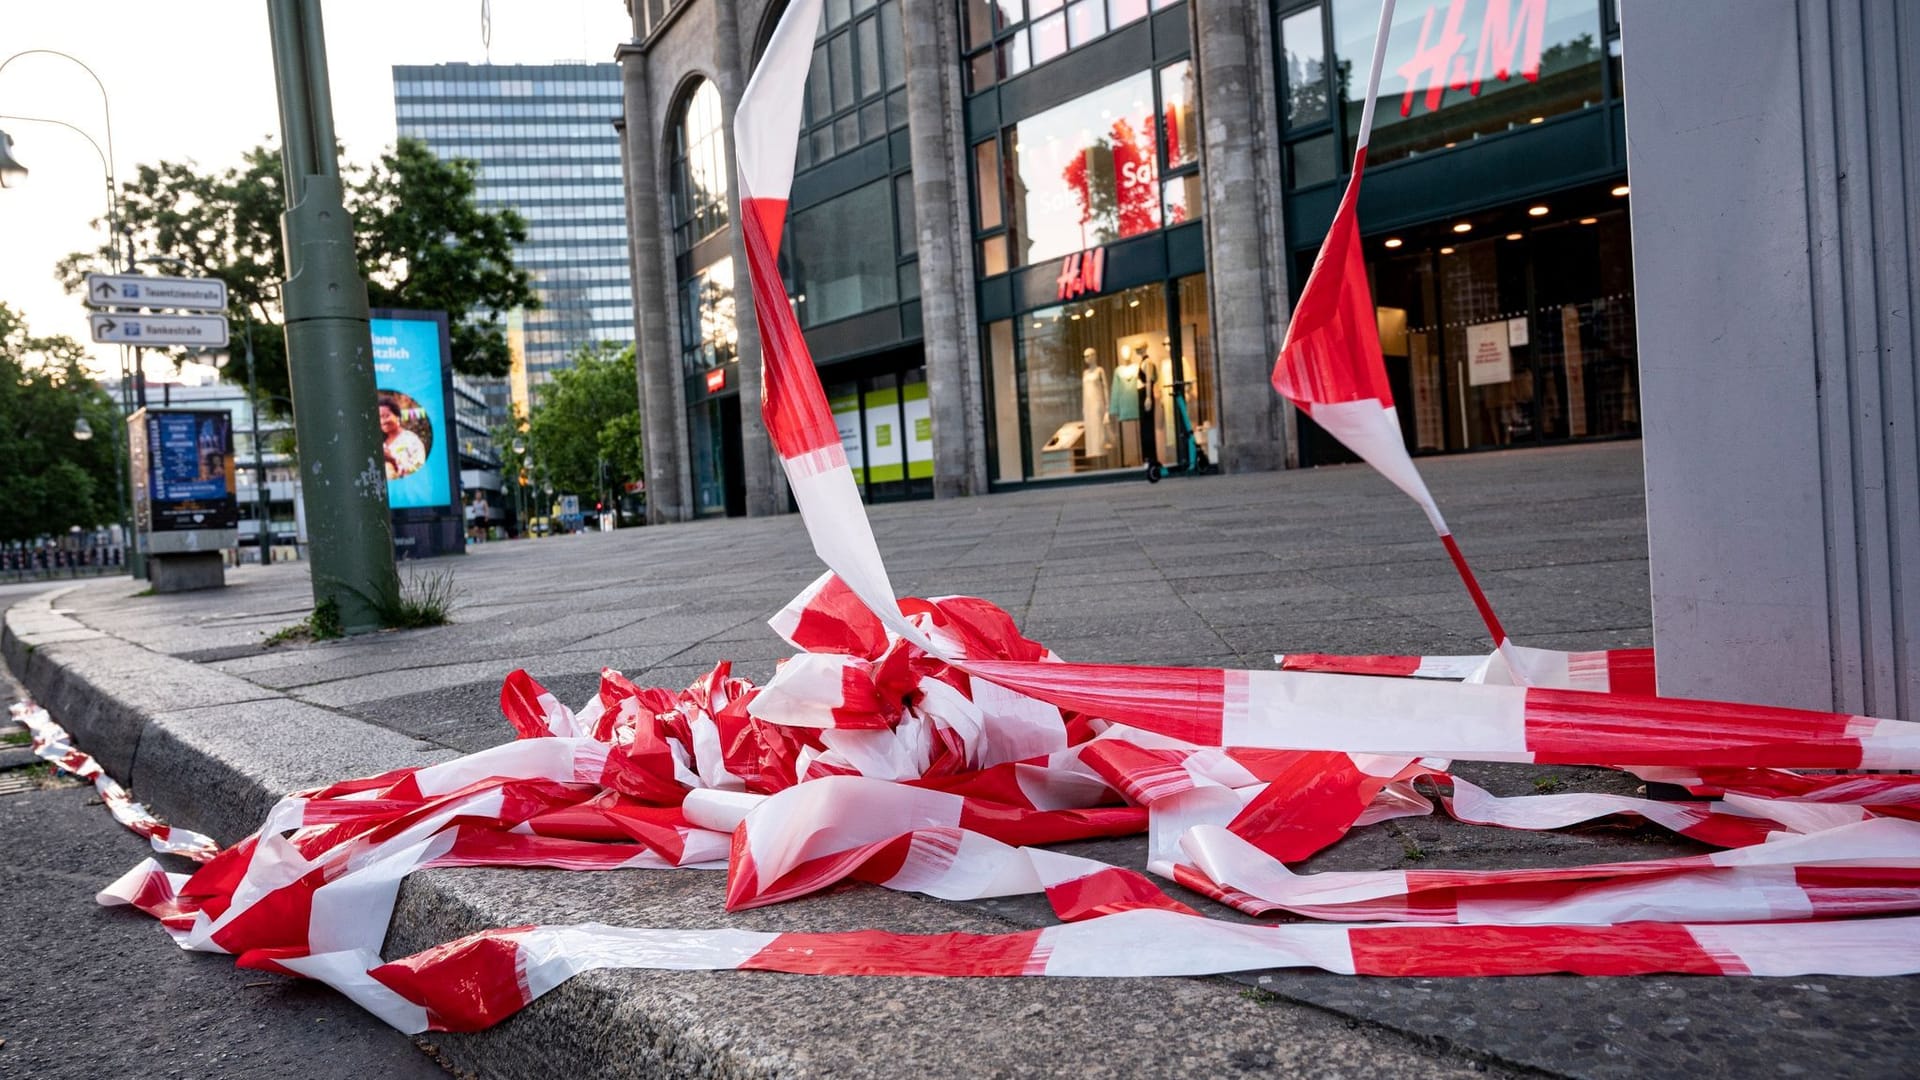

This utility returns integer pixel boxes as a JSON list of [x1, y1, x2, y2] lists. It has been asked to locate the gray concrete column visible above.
[[714, 1, 784, 516], [902, 0, 989, 497], [617, 44, 688, 523], [1191, 0, 1291, 472], [1624, 0, 1919, 720]]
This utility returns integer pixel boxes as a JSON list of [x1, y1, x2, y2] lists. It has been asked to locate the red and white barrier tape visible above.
[[11, 700, 218, 862], [63, 0, 1920, 1039]]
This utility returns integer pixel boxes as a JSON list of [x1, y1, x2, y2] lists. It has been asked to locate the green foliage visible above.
[[264, 596, 345, 647], [58, 138, 537, 403], [376, 567, 460, 630], [524, 342, 644, 501], [354, 140, 534, 379], [0, 303, 123, 542]]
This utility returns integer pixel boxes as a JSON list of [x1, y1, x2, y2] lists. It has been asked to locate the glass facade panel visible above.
[[1331, 0, 1605, 164], [974, 140, 1004, 230], [966, 0, 995, 49], [1160, 60, 1200, 169], [857, 15, 883, 97], [986, 320, 1020, 482], [1005, 70, 1161, 266], [1067, 0, 1106, 46], [1280, 5, 1329, 128], [788, 181, 900, 327], [1108, 0, 1150, 28], [894, 173, 918, 256], [1031, 12, 1068, 63], [980, 235, 1011, 276], [1288, 132, 1339, 187], [1162, 170, 1202, 226], [678, 256, 738, 374], [670, 80, 729, 252]]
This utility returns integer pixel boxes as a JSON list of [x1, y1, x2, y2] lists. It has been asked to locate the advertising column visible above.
[[129, 408, 239, 592], [370, 309, 464, 558]]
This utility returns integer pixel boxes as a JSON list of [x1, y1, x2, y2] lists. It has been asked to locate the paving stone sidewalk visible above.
[[8, 442, 1916, 1079]]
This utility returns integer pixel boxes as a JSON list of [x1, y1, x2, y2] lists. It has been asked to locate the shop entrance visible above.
[[822, 345, 934, 503], [1297, 185, 1640, 465], [690, 392, 746, 518]]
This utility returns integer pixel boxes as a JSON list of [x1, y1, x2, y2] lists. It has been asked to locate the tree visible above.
[[57, 137, 537, 405], [524, 342, 643, 503], [0, 303, 123, 542]]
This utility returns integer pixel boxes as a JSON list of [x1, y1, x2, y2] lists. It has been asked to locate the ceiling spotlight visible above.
[[1128, 298, 1140, 307], [1452, 222, 1472, 233], [1383, 237, 1403, 249], [1579, 217, 1598, 225], [1439, 246, 1456, 255], [1505, 232, 1522, 240], [1527, 205, 1549, 217], [1611, 184, 1630, 196], [1529, 116, 1544, 124]]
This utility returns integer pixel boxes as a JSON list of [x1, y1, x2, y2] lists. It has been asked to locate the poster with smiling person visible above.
[[369, 311, 455, 512]]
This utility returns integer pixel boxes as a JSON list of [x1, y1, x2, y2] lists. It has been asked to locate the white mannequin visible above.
[[1081, 347, 1109, 458]]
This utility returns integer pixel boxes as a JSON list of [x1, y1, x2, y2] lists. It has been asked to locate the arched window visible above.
[[669, 79, 729, 253]]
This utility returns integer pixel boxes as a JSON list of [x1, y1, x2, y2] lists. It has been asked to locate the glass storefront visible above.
[[1308, 189, 1637, 462], [825, 355, 935, 501], [986, 274, 1214, 481]]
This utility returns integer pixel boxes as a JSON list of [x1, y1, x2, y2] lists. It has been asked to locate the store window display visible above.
[[1010, 276, 1215, 480]]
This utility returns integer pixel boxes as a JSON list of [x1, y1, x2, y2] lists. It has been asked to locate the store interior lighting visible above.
[[1383, 237, 1403, 248], [1528, 205, 1549, 216]]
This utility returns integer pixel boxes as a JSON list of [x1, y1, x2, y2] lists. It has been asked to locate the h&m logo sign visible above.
[[1055, 247, 1107, 301], [1397, 0, 1548, 118]]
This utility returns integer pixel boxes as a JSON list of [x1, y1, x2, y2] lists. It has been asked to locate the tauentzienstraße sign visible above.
[[90, 312, 230, 348], [84, 272, 228, 312]]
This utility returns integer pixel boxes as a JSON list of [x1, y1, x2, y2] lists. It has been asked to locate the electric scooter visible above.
[[1145, 378, 1218, 482]]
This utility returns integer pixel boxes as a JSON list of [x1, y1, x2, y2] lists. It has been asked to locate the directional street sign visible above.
[[90, 313, 230, 348], [85, 273, 228, 313]]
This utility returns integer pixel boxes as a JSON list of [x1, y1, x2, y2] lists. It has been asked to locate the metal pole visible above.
[[243, 313, 271, 566], [266, 0, 398, 632]]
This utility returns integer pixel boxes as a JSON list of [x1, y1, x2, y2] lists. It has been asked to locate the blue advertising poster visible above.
[[370, 315, 453, 511], [140, 410, 238, 531]]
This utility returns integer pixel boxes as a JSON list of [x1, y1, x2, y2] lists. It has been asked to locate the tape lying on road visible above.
[[12, 701, 217, 863]]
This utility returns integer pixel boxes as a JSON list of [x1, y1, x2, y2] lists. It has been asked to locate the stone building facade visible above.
[[618, 0, 1635, 520]]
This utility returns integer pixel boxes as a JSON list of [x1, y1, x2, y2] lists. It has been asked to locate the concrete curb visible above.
[[2, 588, 1526, 1080]]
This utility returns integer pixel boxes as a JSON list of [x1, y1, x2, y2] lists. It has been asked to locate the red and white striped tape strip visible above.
[[13, 700, 218, 862]]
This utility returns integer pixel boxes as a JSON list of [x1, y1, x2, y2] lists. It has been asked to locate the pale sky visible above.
[[0, 0, 632, 380]]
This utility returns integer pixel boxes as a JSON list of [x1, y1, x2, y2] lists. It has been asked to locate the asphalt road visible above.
[[0, 587, 451, 1080]]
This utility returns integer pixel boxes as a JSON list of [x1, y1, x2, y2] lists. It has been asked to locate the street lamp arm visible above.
[[0, 50, 116, 187], [0, 112, 107, 178]]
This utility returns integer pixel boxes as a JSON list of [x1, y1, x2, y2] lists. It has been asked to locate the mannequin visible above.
[[1080, 348, 1109, 459], [1111, 348, 1143, 467]]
